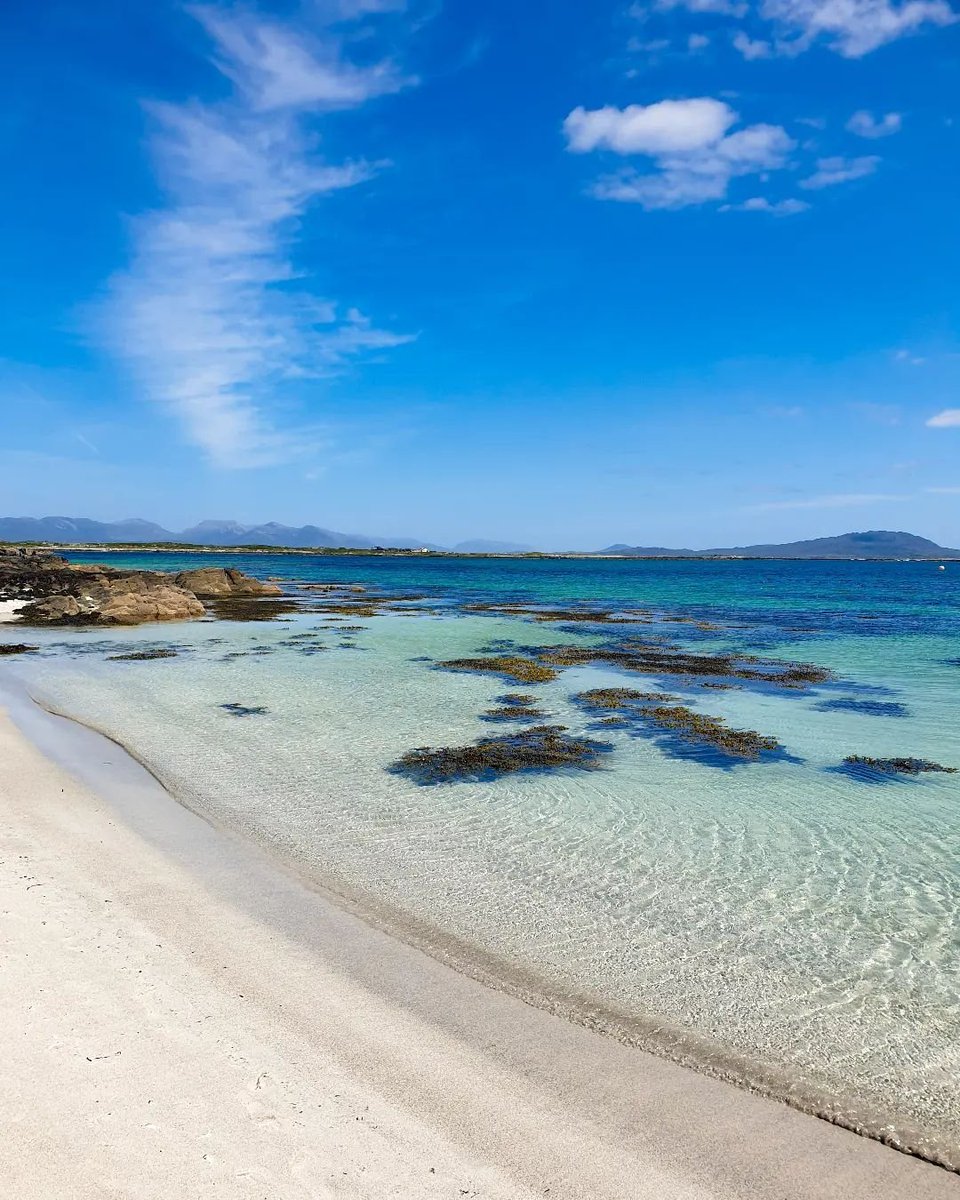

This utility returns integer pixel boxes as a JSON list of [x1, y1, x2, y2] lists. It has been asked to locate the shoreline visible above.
[[1, 684, 958, 1196], [16, 677, 960, 1175]]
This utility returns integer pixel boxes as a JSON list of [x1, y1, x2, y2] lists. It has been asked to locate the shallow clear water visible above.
[[4, 554, 960, 1158]]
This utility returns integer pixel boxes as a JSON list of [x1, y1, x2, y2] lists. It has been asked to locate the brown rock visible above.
[[173, 568, 282, 598]]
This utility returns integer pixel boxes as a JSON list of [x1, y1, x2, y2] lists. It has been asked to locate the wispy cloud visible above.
[[721, 195, 809, 214], [926, 409, 960, 428], [649, 0, 955, 57], [101, 4, 416, 468], [742, 492, 908, 512], [800, 154, 880, 189], [926, 485, 960, 494]]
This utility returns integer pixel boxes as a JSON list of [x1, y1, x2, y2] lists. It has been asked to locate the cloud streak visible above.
[[102, 5, 415, 468]]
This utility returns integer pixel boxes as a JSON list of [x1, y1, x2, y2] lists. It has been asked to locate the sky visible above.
[[1, 0, 958, 550]]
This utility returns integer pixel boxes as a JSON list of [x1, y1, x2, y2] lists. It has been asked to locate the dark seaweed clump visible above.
[[438, 656, 558, 684], [816, 698, 909, 718], [219, 702, 269, 717], [108, 647, 178, 661], [639, 706, 780, 759], [392, 725, 612, 784], [575, 687, 677, 709], [537, 643, 831, 690], [482, 704, 546, 723], [210, 597, 301, 622], [841, 755, 957, 778], [574, 689, 779, 760], [0, 643, 39, 656]]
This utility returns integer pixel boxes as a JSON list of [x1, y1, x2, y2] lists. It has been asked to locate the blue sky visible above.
[[1, 0, 958, 549]]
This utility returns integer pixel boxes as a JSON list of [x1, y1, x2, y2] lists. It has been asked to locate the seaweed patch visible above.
[[839, 755, 957, 780], [816, 698, 909, 718], [438, 656, 558, 685], [219, 702, 269, 717], [107, 647, 179, 661], [391, 725, 612, 784]]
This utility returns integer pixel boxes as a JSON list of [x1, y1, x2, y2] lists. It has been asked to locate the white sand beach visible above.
[[1, 696, 957, 1200]]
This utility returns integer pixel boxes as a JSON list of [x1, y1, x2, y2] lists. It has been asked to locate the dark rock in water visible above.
[[840, 755, 957, 778], [219, 703, 269, 717], [0, 643, 39, 656], [816, 698, 909, 718], [108, 647, 178, 661], [438, 655, 558, 684], [392, 725, 612, 784]]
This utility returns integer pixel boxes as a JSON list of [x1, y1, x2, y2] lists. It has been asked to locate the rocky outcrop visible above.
[[173, 567, 282, 598], [0, 550, 278, 627], [18, 574, 205, 626]]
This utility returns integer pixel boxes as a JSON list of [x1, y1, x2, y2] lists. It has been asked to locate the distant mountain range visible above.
[[0, 516, 532, 554], [0, 518, 955, 559], [597, 531, 960, 559]]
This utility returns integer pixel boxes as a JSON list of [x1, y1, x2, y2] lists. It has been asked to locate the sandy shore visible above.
[[0, 698, 957, 1199]]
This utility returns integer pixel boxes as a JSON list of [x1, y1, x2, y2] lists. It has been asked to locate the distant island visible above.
[[592, 531, 960, 560], [0, 518, 956, 559]]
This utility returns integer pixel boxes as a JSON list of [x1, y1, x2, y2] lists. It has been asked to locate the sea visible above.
[[2, 551, 959, 1164]]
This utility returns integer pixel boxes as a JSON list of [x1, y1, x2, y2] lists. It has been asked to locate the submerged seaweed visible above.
[[0, 643, 39, 656], [536, 643, 832, 690], [637, 705, 781, 759], [107, 647, 179, 661], [392, 725, 612, 784], [210, 598, 301, 622], [839, 755, 957, 780], [816, 698, 909, 718], [438, 656, 558, 684], [219, 702, 269, 717], [482, 704, 546, 723], [574, 687, 677, 709]]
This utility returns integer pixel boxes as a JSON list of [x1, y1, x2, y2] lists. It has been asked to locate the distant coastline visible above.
[[5, 541, 959, 562]]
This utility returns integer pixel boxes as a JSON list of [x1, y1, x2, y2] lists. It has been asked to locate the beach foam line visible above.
[[0, 680, 957, 1197]]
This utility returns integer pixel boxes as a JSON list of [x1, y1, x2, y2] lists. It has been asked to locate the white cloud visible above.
[[688, 32, 712, 48], [565, 99, 795, 210], [846, 109, 903, 138], [744, 492, 907, 511], [564, 98, 735, 155], [926, 486, 960, 493], [927, 410, 960, 428], [733, 31, 774, 56], [101, 6, 415, 468], [722, 195, 810, 213], [894, 347, 926, 364], [758, 0, 956, 57], [800, 154, 880, 189]]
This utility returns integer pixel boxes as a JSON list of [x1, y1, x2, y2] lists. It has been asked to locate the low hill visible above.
[[598, 531, 960, 559]]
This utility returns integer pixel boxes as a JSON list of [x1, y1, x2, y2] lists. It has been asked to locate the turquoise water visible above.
[[4, 554, 960, 1162]]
